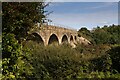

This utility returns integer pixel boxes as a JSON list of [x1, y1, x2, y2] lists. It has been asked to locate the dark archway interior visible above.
[[75, 36, 77, 40], [48, 34, 59, 45], [70, 35, 74, 41], [62, 35, 68, 43], [31, 33, 44, 44]]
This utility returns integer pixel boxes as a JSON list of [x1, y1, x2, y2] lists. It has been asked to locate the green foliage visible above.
[[90, 54, 112, 72], [2, 2, 50, 79], [108, 45, 120, 73], [92, 28, 111, 44], [2, 33, 33, 79], [0, 35, 1, 80], [23, 40, 120, 79], [2, 2, 120, 79], [2, 2, 48, 42], [78, 27, 93, 42], [24, 41, 82, 79], [78, 25, 120, 45], [93, 25, 120, 44]]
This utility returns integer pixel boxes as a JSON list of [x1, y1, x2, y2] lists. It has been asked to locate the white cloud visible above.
[[48, 10, 118, 30], [47, 2, 64, 7]]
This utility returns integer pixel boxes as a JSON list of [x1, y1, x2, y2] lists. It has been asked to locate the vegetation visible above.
[[19, 39, 120, 79], [2, 2, 50, 79], [2, 2, 120, 80], [2, 2, 49, 42], [78, 25, 120, 45]]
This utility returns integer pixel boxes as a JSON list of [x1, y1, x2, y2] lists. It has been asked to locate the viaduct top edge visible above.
[[37, 24, 77, 32]]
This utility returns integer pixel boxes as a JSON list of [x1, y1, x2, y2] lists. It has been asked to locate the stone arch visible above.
[[62, 35, 68, 43], [31, 33, 44, 45], [75, 36, 77, 40], [48, 34, 59, 45], [70, 35, 74, 41]]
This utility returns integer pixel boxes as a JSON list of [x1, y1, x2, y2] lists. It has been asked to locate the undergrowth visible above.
[[22, 40, 120, 80]]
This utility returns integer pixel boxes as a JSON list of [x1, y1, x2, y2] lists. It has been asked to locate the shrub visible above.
[[23, 40, 120, 79], [2, 33, 33, 79], [108, 45, 120, 73]]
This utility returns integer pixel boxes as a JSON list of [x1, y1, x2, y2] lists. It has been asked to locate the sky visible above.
[[2, 0, 120, 2], [45, 2, 118, 30]]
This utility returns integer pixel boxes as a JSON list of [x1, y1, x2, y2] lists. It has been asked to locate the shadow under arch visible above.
[[62, 35, 68, 43], [70, 35, 74, 41], [29, 33, 44, 45], [48, 34, 59, 45]]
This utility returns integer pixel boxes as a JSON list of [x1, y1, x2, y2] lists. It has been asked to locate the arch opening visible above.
[[70, 35, 74, 41], [75, 36, 77, 40], [31, 33, 44, 45], [48, 34, 59, 45], [62, 35, 68, 44]]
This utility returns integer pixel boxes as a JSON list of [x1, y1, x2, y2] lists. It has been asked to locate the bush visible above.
[[2, 33, 33, 79], [108, 45, 120, 73], [23, 40, 120, 79]]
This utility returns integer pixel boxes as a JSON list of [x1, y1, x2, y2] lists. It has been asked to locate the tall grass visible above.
[[23, 40, 120, 79]]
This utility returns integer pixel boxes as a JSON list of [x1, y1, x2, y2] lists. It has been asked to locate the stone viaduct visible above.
[[30, 24, 78, 46]]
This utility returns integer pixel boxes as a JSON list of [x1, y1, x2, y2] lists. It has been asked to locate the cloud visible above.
[[45, 2, 118, 30], [48, 10, 118, 30], [47, 2, 64, 7], [87, 2, 116, 9]]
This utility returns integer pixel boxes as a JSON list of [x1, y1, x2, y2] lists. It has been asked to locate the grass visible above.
[[22, 40, 120, 79], [23, 40, 110, 62]]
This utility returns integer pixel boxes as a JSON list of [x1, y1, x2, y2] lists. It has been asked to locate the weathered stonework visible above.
[[30, 24, 90, 47], [31, 25, 77, 46]]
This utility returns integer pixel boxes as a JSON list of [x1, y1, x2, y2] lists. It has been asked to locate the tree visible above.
[[108, 45, 120, 73], [78, 27, 93, 42], [2, 33, 34, 79], [2, 2, 50, 79], [2, 2, 49, 42], [78, 27, 91, 36], [92, 28, 109, 44]]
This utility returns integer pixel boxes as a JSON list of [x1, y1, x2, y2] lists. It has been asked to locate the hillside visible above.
[[19, 24, 120, 79]]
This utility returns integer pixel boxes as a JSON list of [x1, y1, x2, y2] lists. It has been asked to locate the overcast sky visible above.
[[45, 2, 118, 30]]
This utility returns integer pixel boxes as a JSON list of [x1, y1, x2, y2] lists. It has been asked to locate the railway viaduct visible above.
[[30, 24, 90, 47]]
